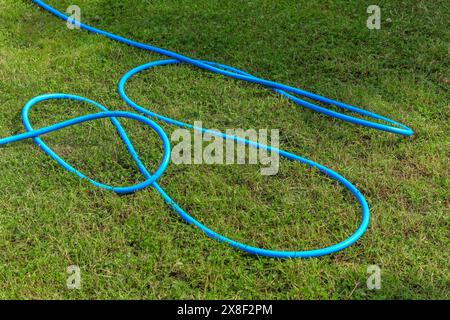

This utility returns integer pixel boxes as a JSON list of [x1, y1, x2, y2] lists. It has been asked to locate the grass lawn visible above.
[[0, 0, 448, 299]]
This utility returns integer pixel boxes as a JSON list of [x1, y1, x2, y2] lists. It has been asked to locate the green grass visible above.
[[0, 0, 448, 299]]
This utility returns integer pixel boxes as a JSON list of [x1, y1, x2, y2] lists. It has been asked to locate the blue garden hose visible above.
[[0, 0, 413, 258]]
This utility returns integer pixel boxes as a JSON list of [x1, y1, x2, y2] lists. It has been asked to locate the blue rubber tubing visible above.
[[0, 0, 413, 258]]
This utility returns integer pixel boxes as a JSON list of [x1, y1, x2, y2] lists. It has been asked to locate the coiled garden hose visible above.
[[0, 0, 413, 258]]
